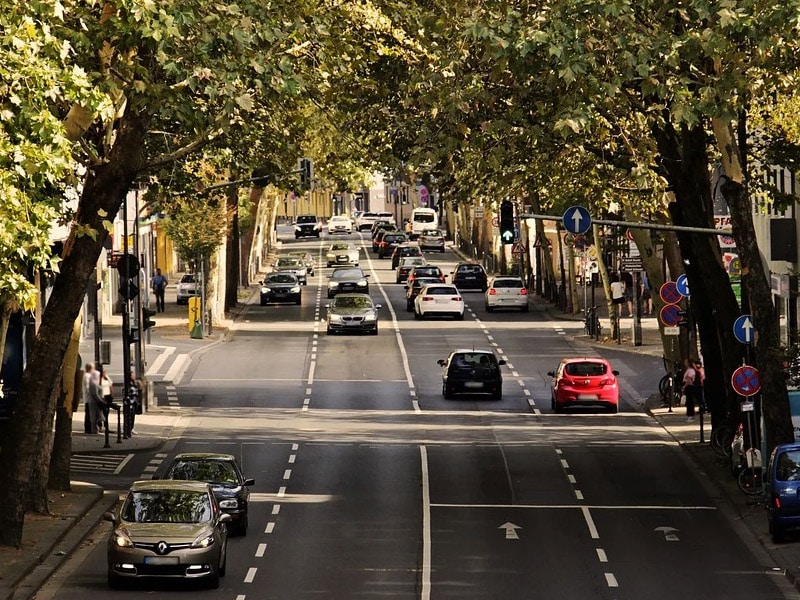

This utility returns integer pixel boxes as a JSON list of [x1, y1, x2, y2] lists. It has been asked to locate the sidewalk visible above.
[[3, 264, 800, 598]]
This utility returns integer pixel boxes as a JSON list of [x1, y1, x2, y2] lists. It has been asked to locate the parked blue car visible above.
[[766, 442, 800, 543]]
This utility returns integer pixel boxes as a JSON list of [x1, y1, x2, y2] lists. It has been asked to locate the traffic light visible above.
[[142, 307, 157, 331], [499, 200, 515, 244], [298, 158, 314, 188]]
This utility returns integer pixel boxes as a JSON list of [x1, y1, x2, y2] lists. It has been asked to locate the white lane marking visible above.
[[430, 503, 716, 510], [283, 469, 292, 480], [512, 371, 519, 377], [146, 346, 175, 376], [308, 361, 316, 384], [288, 454, 296, 464], [582, 506, 600, 539], [256, 543, 267, 557], [305, 388, 312, 395], [163, 353, 188, 383], [567, 474, 576, 484], [605, 573, 619, 587], [272, 505, 281, 515], [596, 548, 608, 562], [495, 347, 503, 354], [560, 459, 569, 469], [413, 400, 421, 413], [113, 454, 135, 475], [292, 443, 299, 451], [487, 335, 494, 341], [278, 486, 286, 497], [265, 522, 276, 534], [421, 446, 432, 600], [575, 490, 584, 500], [244, 567, 257, 583], [518, 379, 525, 387], [523, 389, 531, 396], [236, 595, 246, 600]]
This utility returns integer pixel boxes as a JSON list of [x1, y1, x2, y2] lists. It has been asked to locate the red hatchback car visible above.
[[548, 358, 620, 413]]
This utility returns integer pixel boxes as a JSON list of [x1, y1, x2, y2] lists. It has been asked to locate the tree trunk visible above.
[[0, 111, 149, 547], [25, 377, 60, 514], [712, 117, 793, 451], [50, 317, 83, 491], [225, 178, 240, 311], [652, 121, 746, 430]]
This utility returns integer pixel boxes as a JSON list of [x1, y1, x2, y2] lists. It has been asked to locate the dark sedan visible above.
[[327, 267, 370, 298], [156, 452, 255, 536], [260, 273, 302, 305], [438, 349, 506, 400], [405, 277, 442, 311], [326, 293, 381, 335]]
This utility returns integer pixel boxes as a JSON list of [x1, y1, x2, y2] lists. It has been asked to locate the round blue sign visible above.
[[562, 206, 591, 235], [659, 281, 681, 305], [675, 274, 690, 297], [660, 304, 682, 327], [733, 314, 755, 345], [731, 365, 760, 397]]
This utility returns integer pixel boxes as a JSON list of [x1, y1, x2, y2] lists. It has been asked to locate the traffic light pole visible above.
[[121, 193, 131, 430]]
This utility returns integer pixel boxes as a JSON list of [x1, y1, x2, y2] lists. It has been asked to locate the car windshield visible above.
[[452, 353, 496, 369], [777, 450, 800, 481], [331, 269, 362, 280], [296, 216, 317, 224], [180, 274, 194, 284], [165, 459, 239, 484], [414, 267, 441, 277], [400, 247, 421, 255], [493, 279, 523, 288], [333, 296, 373, 309], [564, 362, 608, 376], [425, 286, 457, 295], [330, 243, 350, 251], [267, 274, 297, 284], [121, 490, 212, 523]]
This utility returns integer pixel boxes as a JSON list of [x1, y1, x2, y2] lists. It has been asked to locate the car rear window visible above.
[[414, 267, 441, 276], [426, 286, 457, 295], [457, 265, 484, 274], [493, 279, 523, 288], [452, 353, 497, 368], [385, 235, 406, 243], [422, 229, 442, 236], [777, 450, 800, 481], [564, 362, 607, 376], [414, 213, 436, 223]]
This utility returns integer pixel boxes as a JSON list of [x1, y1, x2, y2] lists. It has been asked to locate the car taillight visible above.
[[422, 296, 434, 302], [439, 275, 445, 281], [452, 297, 462, 302], [520, 288, 528, 295], [488, 289, 497, 295], [774, 495, 782, 509]]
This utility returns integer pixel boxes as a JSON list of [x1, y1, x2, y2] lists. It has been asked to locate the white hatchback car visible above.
[[485, 276, 529, 312], [414, 284, 464, 320], [327, 215, 353, 235]]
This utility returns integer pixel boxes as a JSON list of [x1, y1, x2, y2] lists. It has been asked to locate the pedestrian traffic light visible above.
[[499, 200, 515, 245], [298, 158, 314, 188], [142, 307, 157, 331]]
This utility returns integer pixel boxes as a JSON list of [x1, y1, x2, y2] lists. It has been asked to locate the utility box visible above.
[[188, 297, 202, 334]]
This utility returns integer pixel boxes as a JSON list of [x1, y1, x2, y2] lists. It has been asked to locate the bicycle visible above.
[[583, 307, 601, 339], [737, 447, 763, 496], [658, 359, 682, 410], [711, 422, 737, 458]]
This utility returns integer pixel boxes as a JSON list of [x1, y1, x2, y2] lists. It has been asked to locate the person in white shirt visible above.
[[610, 274, 626, 317]]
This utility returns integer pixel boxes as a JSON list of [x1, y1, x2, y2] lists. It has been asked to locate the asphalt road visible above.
[[38, 231, 799, 599]]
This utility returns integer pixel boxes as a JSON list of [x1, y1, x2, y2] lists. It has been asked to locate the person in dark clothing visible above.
[[151, 268, 168, 312], [682, 359, 697, 421]]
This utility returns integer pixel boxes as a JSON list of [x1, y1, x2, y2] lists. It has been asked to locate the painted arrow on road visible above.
[[654, 526, 680, 541], [499, 522, 521, 540]]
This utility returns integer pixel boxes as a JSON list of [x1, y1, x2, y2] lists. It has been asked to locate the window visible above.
[[777, 451, 800, 481], [493, 279, 523, 288], [565, 362, 607, 376]]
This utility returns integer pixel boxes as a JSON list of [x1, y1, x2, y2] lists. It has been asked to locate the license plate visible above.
[[144, 556, 179, 565], [577, 394, 599, 401], [465, 382, 483, 389]]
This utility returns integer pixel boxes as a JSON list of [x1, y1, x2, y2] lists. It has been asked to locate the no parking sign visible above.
[[731, 365, 760, 397]]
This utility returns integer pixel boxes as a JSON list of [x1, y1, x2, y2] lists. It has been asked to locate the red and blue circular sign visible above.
[[731, 365, 760, 397], [659, 281, 681, 305], [660, 304, 683, 327]]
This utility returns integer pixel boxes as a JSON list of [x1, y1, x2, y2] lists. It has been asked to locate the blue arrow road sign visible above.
[[562, 206, 591, 235], [675, 274, 690, 297], [733, 314, 755, 345]]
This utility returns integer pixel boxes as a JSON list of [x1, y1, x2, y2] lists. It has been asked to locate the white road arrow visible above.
[[741, 317, 753, 343], [654, 526, 680, 542], [499, 522, 521, 540]]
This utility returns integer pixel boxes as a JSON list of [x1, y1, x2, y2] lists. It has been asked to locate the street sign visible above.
[[492, 216, 499, 227], [474, 206, 484, 219], [511, 241, 527, 255], [659, 281, 681, 304], [675, 274, 690, 297], [660, 304, 683, 327], [562, 205, 591, 235], [620, 257, 643, 271], [731, 365, 760, 397], [733, 314, 754, 344]]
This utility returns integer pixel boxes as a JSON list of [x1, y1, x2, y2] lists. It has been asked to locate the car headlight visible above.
[[291, 286, 301, 293], [329, 314, 344, 323], [328, 282, 339, 288], [364, 313, 377, 321], [261, 287, 270, 294], [191, 533, 216, 548], [357, 279, 367, 286], [327, 253, 335, 260], [219, 499, 239, 509], [113, 529, 134, 548]]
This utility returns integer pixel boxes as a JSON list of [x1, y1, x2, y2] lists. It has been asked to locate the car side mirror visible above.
[[498, 360, 507, 366], [547, 371, 555, 377], [219, 513, 233, 524], [324, 304, 331, 309], [244, 478, 255, 487], [612, 370, 620, 376], [375, 304, 383, 309], [437, 359, 446, 366], [259, 280, 264, 285], [364, 274, 371, 278], [102, 511, 116, 523]]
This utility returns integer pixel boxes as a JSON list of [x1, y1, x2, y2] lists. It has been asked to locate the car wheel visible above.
[[608, 403, 619, 414], [108, 571, 124, 590], [371, 326, 379, 336], [772, 519, 785, 544], [260, 300, 267, 306], [456, 312, 464, 320], [485, 304, 493, 312], [220, 544, 228, 575], [521, 305, 529, 313], [396, 277, 401, 284], [414, 309, 422, 320], [327, 262, 332, 267], [493, 389, 503, 401], [443, 384, 453, 399], [406, 301, 413, 312], [207, 568, 220, 590], [295, 297, 302, 306]]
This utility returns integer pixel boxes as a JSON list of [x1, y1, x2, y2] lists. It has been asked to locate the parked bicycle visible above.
[[711, 421, 737, 458], [737, 446, 763, 496], [584, 306, 601, 339], [658, 359, 682, 411]]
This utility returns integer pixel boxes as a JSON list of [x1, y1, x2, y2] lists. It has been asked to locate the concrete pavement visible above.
[[2, 264, 800, 598]]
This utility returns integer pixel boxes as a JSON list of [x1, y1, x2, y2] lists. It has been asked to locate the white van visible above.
[[410, 208, 438, 239]]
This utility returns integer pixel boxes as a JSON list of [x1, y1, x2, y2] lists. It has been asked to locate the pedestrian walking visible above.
[[694, 358, 706, 412], [82, 362, 95, 434], [151, 268, 168, 312], [621, 271, 634, 317], [610, 274, 626, 318], [640, 273, 652, 315], [88, 367, 104, 434], [682, 358, 698, 421], [99, 366, 114, 432]]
